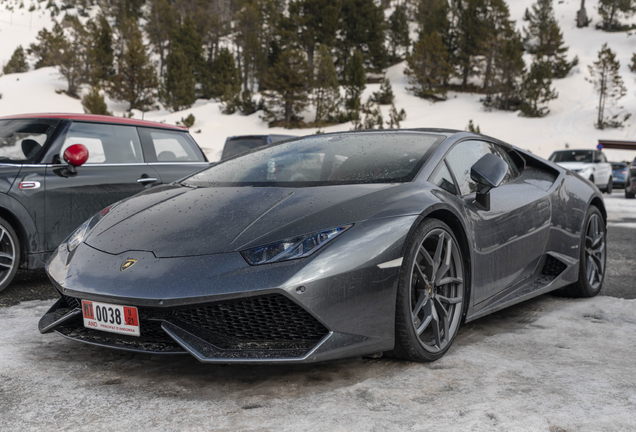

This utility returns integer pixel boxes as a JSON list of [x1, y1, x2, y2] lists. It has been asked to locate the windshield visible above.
[[184, 132, 443, 187], [221, 137, 268, 160], [0, 119, 59, 163], [550, 150, 593, 163]]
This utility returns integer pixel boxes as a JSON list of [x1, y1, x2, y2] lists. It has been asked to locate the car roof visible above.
[[0, 113, 188, 131]]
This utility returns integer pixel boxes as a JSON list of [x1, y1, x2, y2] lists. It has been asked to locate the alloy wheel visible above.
[[584, 213, 605, 290], [408, 228, 463, 353]]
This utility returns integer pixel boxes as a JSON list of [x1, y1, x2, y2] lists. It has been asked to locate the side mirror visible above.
[[470, 153, 508, 211], [63, 144, 89, 175]]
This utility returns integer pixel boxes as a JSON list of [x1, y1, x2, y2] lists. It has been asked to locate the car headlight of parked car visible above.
[[66, 204, 117, 252], [241, 225, 352, 265]]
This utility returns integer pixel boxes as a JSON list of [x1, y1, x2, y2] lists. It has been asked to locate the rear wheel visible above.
[[604, 177, 613, 194], [0, 217, 19, 293], [392, 219, 465, 362], [555, 206, 605, 298], [626, 178, 635, 198]]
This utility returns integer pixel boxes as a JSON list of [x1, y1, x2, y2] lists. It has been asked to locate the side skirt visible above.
[[464, 252, 578, 323]]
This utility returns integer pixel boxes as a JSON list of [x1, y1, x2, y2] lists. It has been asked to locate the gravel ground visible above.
[[0, 191, 635, 431]]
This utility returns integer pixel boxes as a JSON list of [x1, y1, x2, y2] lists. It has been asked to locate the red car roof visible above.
[[0, 113, 188, 131]]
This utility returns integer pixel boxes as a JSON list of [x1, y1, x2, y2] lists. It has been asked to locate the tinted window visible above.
[[430, 161, 458, 195], [146, 130, 201, 162], [222, 137, 267, 160], [0, 119, 58, 163], [550, 150, 593, 163], [61, 123, 143, 164], [445, 140, 515, 196], [184, 132, 443, 187]]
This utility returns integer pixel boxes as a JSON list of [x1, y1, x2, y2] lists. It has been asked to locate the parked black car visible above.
[[0, 113, 210, 291], [40, 130, 606, 364], [611, 162, 627, 189], [221, 135, 295, 160], [625, 158, 636, 198]]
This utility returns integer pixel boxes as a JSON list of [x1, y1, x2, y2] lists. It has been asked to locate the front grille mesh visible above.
[[59, 294, 328, 353]]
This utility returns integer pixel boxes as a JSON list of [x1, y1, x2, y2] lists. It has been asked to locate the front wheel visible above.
[[555, 206, 606, 297], [0, 217, 19, 293], [391, 219, 465, 362]]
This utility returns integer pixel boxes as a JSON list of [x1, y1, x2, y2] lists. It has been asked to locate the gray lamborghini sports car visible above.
[[39, 130, 607, 363]]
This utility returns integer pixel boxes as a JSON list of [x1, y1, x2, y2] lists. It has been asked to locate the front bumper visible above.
[[40, 216, 416, 363]]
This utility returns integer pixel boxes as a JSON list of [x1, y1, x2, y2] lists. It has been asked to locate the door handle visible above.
[[137, 177, 158, 184]]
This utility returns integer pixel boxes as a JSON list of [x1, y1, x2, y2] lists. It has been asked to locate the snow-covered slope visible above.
[[1, 0, 636, 162]]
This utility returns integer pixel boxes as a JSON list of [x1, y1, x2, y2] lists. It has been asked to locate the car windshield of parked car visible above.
[[550, 150, 593, 163], [221, 137, 267, 160], [0, 119, 59, 163], [184, 132, 443, 187]]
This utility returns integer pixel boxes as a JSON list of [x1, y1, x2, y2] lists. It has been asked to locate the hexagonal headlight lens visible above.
[[241, 225, 352, 265]]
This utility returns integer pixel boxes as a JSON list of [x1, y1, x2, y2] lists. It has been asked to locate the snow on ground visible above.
[[2, 1, 636, 161], [1, 294, 635, 431]]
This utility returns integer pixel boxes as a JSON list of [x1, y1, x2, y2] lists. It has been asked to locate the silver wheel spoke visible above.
[[0, 252, 13, 260], [437, 295, 462, 305], [418, 246, 434, 268], [437, 277, 462, 286], [416, 314, 432, 336], [411, 295, 428, 321], [435, 237, 453, 282], [414, 262, 429, 286], [431, 232, 445, 281]]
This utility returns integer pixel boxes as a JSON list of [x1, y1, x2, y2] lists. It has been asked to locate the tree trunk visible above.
[[307, 44, 315, 73], [576, 0, 588, 28], [285, 97, 293, 125]]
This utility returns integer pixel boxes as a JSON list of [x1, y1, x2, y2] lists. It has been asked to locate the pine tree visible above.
[[163, 45, 196, 111], [387, 103, 406, 128], [405, 32, 452, 100], [630, 52, 636, 72], [172, 16, 206, 83], [313, 44, 340, 125], [59, 16, 88, 97], [3, 46, 28, 74], [288, 0, 340, 71], [361, 99, 384, 130], [598, 0, 635, 31], [339, 0, 388, 72], [484, 26, 525, 111], [28, 23, 65, 69], [417, 0, 450, 38], [588, 43, 628, 129], [373, 77, 394, 105], [345, 49, 366, 114], [109, 24, 158, 111], [452, 0, 488, 89], [82, 86, 111, 115], [86, 14, 114, 86], [388, 5, 410, 62], [466, 119, 480, 133], [205, 47, 240, 100], [145, 0, 177, 76], [262, 49, 311, 126], [520, 59, 558, 117], [523, 0, 578, 78]]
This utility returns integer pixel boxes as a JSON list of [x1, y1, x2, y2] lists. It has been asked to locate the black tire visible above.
[[391, 219, 466, 362], [604, 177, 613, 194], [0, 217, 19, 293], [626, 178, 635, 198], [554, 206, 605, 298]]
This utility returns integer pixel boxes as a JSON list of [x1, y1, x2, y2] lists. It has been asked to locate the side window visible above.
[[144, 130, 201, 162], [445, 140, 514, 195], [430, 161, 458, 195], [60, 123, 143, 164]]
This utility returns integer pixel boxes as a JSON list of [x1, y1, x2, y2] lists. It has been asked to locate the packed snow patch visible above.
[[1, 296, 635, 431]]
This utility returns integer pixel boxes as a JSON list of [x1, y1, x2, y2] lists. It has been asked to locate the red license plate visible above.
[[81, 300, 140, 337]]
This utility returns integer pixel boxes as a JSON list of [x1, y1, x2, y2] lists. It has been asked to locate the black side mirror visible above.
[[470, 153, 508, 211]]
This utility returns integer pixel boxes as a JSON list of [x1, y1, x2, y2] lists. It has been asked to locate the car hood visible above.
[[84, 183, 419, 258], [555, 162, 593, 171]]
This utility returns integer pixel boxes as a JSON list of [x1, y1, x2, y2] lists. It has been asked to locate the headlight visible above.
[[241, 225, 352, 265], [66, 204, 117, 252]]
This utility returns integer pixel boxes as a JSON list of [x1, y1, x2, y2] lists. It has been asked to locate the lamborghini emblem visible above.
[[121, 259, 137, 271]]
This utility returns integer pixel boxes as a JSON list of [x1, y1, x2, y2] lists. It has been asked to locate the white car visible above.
[[549, 149, 613, 193]]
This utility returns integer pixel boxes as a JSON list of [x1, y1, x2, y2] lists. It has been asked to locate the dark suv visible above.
[[626, 158, 636, 198], [0, 114, 209, 291]]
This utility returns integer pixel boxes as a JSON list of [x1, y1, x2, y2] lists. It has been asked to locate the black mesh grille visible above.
[[165, 295, 327, 343], [60, 294, 328, 353], [62, 294, 81, 309], [541, 255, 567, 276]]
